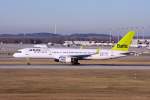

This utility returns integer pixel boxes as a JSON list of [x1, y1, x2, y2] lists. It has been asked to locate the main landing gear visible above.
[[71, 58, 80, 65]]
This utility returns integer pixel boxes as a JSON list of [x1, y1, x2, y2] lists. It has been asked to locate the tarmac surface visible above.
[[0, 55, 150, 70], [0, 64, 150, 70]]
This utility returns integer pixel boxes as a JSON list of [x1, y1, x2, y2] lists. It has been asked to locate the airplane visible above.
[[13, 31, 135, 65]]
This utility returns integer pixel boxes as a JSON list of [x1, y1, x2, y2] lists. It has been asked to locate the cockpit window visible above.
[[29, 49, 32, 51], [29, 49, 41, 52], [16, 51, 22, 53]]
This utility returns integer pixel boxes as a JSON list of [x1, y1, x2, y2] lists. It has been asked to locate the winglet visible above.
[[80, 45, 84, 49], [96, 48, 100, 54], [112, 31, 135, 51]]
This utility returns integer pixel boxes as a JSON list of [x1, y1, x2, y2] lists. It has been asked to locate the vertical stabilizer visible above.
[[112, 31, 135, 51]]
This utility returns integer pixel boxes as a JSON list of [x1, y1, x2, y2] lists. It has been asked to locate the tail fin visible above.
[[112, 31, 135, 51]]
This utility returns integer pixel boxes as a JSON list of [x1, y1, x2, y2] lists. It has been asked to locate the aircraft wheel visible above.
[[27, 62, 31, 65]]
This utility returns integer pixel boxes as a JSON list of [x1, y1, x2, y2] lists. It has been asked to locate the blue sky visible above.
[[0, 0, 149, 34]]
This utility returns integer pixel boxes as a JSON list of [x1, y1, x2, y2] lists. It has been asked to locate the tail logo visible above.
[[117, 44, 128, 48], [112, 31, 135, 51]]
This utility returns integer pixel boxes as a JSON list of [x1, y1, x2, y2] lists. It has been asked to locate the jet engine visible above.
[[58, 56, 79, 65]]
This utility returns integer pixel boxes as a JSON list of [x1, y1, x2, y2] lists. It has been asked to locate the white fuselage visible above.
[[13, 47, 126, 60], [13, 31, 135, 65]]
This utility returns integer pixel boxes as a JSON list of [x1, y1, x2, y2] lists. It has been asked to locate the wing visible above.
[[69, 53, 96, 60], [70, 48, 100, 59]]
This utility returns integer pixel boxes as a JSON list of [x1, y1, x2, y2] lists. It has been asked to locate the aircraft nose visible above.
[[13, 53, 16, 57], [13, 53, 18, 57]]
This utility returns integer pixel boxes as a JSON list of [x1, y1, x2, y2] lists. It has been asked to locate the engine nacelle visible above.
[[59, 56, 72, 63], [58, 56, 79, 64]]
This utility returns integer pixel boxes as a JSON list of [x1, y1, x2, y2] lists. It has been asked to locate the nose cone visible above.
[[13, 53, 20, 58], [13, 53, 17, 57]]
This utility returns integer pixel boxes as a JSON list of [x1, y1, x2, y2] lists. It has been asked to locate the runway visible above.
[[0, 64, 150, 70]]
